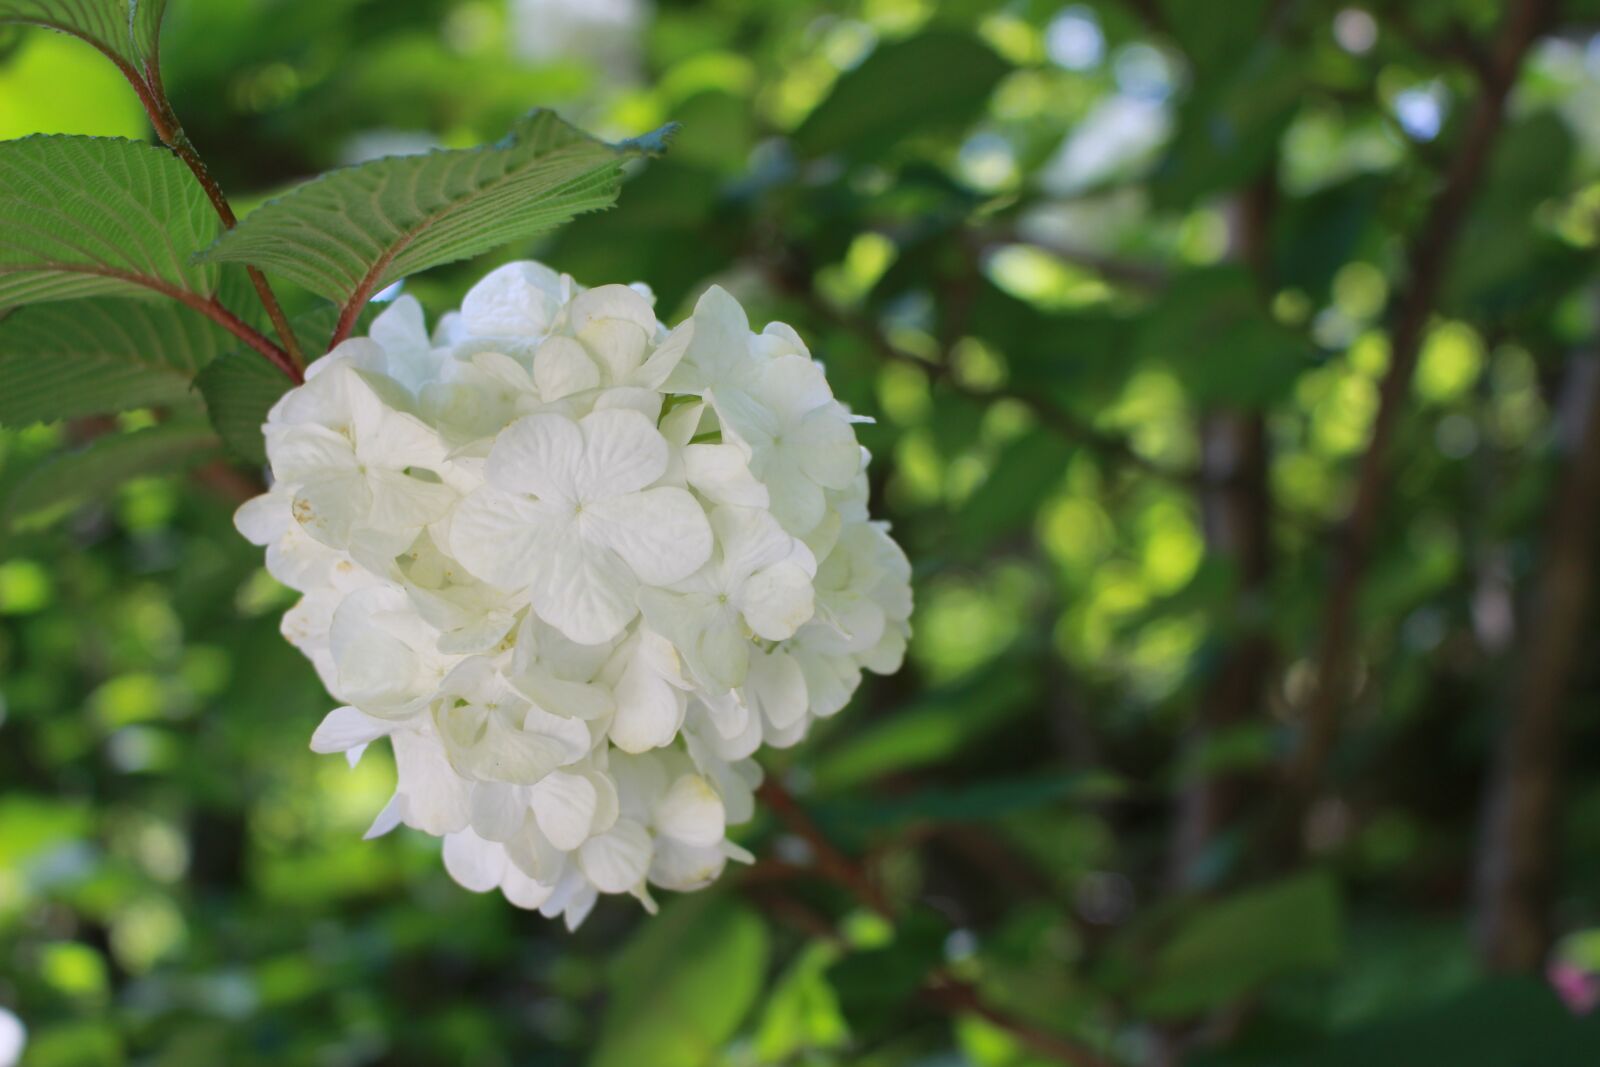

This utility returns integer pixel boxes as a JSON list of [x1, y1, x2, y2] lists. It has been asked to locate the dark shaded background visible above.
[[3, 0, 1600, 1064]]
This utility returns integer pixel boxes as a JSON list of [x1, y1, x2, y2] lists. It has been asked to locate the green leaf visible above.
[[955, 433, 1073, 554], [4, 421, 219, 531], [1136, 873, 1343, 1019], [0, 134, 219, 309], [0, 0, 167, 75], [195, 302, 362, 464], [590, 895, 770, 1067], [793, 32, 1009, 161], [0, 297, 235, 425], [199, 110, 674, 308], [752, 942, 850, 1063]]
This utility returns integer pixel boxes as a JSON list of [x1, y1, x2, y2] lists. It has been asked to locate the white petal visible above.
[[740, 561, 816, 641], [527, 771, 600, 851], [683, 444, 769, 508], [795, 405, 864, 489], [499, 863, 557, 910], [744, 648, 808, 730], [504, 820, 566, 883], [365, 468, 455, 531], [764, 461, 826, 536], [529, 534, 641, 645], [470, 782, 527, 842], [584, 487, 711, 587], [713, 505, 799, 585], [610, 631, 688, 753], [392, 731, 471, 835], [448, 487, 568, 592], [234, 492, 288, 546], [354, 406, 448, 472], [569, 283, 657, 336], [266, 423, 357, 482], [461, 261, 564, 341], [655, 774, 725, 848], [755, 353, 834, 420], [533, 335, 600, 401], [580, 319, 650, 384], [487, 413, 584, 501], [576, 408, 669, 499], [310, 706, 393, 753], [578, 819, 653, 893], [442, 829, 506, 893], [364, 793, 407, 839], [649, 837, 728, 891], [293, 471, 371, 548]]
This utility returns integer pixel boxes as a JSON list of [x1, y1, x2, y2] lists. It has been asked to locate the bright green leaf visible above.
[[198, 110, 674, 307], [793, 32, 1009, 160], [591, 895, 769, 1067], [0, 297, 235, 425], [0, 134, 219, 309], [4, 420, 219, 531], [0, 0, 167, 75], [753, 942, 850, 1062]]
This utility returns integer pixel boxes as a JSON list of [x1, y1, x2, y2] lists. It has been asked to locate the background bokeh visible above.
[[4, 0, 1600, 1064]]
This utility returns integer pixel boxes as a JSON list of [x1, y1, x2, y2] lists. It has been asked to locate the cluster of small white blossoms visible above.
[[235, 262, 912, 927]]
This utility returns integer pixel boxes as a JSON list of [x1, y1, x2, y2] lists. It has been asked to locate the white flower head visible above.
[[240, 261, 912, 927]]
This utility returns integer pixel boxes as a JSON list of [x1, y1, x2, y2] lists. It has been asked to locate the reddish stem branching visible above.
[[119, 51, 305, 382], [756, 778, 1121, 1067]]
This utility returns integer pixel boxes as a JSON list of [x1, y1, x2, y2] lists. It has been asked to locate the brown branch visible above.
[[757, 779, 894, 919], [1473, 349, 1600, 970], [756, 778, 1120, 1067], [1169, 178, 1279, 897], [133, 60, 306, 374], [1283, 0, 1553, 811]]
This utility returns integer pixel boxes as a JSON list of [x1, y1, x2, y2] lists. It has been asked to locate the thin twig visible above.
[[1284, 0, 1553, 809], [756, 778, 1122, 1067]]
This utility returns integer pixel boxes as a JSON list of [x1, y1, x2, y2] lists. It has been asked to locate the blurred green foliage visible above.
[[4, 0, 1600, 1064]]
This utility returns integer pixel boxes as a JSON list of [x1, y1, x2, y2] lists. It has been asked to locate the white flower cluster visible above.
[[236, 262, 911, 927]]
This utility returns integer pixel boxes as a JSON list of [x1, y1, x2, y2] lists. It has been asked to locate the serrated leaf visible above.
[[0, 134, 219, 309], [199, 110, 674, 309], [5, 420, 218, 531], [591, 895, 769, 1067], [195, 346, 286, 465], [0, 0, 167, 75], [0, 297, 235, 426], [793, 32, 1009, 161]]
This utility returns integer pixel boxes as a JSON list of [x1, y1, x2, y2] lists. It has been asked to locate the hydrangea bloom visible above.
[[237, 262, 911, 927]]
